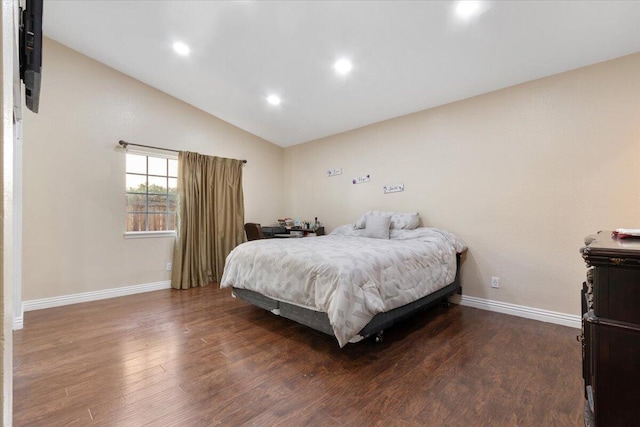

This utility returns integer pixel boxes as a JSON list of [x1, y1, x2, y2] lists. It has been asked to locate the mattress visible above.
[[221, 225, 466, 347]]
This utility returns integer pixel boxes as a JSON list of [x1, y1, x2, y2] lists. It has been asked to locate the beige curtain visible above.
[[171, 151, 245, 289]]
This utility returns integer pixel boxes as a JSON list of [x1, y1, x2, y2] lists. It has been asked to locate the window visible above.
[[125, 152, 178, 234]]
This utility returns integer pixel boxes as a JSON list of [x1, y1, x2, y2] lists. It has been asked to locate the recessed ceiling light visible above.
[[267, 95, 281, 106], [455, 1, 482, 20], [173, 42, 190, 56], [334, 59, 352, 75]]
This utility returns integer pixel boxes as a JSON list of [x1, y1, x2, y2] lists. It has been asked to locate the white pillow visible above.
[[354, 210, 393, 229], [355, 211, 420, 230], [391, 212, 420, 230], [365, 215, 391, 239]]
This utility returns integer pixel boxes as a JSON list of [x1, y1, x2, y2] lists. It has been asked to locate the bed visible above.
[[220, 216, 467, 347]]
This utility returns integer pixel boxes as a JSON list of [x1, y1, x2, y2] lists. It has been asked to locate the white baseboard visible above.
[[13, 315, 23, 330], [449, 294, 581, 329], [19, 282, 580, 330], [22, 280, 172, 312]]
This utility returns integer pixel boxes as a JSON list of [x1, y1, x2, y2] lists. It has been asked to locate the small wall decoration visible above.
[[327, 168, 342, 177], [383, 183, 404, 194], [352, 174, 371, 184]]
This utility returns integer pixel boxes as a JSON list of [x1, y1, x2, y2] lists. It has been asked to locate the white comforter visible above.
[[220, 226, 467, 347]]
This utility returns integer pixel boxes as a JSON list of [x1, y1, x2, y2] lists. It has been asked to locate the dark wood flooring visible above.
[[14, 285, 584, 426]]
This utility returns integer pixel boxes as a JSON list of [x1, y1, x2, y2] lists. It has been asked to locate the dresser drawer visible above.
[[586, 316, 640, 426], [593, 266, 640, 324]]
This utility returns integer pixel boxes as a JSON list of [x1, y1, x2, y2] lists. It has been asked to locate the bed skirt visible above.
[[231, 254, 462, 343]]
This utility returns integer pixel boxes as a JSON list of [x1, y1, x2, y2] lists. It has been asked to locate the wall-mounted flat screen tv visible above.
[[19, 0, 43, 114]]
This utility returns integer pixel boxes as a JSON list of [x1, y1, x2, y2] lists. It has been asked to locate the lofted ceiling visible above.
[[43, 1, 640, 147]]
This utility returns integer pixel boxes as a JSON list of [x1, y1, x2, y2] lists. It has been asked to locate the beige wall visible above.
[[21, 37, 640, 317], [22, 38, 284, 300], [284, 53, 640, 316]]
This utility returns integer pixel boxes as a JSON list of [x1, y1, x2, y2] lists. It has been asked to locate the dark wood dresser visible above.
[[580, 231, 640, 426]]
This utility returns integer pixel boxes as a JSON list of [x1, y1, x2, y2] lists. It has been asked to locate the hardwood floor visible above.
[[14, 286, 583, 426]]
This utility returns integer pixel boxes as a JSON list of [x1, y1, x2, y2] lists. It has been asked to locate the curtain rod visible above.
[[118, 140, 248, 164]]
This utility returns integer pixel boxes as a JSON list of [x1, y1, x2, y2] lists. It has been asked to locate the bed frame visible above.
[[231, 254, 462, 344]]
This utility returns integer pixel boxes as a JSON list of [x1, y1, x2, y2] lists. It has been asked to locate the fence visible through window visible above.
[[125, 153, 178, 232]]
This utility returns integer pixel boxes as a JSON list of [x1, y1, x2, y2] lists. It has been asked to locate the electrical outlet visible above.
[[166, 262, 172, 271], [491, 276, 500, 289]]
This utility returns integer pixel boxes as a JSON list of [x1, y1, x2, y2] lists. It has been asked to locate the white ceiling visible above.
[[43, 1, 640, 147]]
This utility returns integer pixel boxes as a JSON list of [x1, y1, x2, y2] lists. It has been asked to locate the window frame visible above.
[[124, 148, 178, 239]]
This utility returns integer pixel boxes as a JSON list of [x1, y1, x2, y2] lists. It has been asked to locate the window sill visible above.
[[124, 231, 176, 239]]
